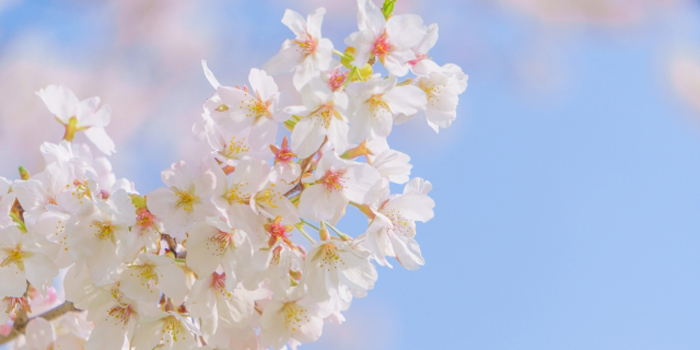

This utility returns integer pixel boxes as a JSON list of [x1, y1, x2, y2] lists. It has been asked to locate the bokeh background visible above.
[[2, 0, 700, 348]]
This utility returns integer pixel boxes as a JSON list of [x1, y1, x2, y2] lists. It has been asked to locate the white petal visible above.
[[202, 60, 221, 89], [306, 7, 326, 39], [36, 85, 80, 123], [264, 45, 304, 76], [282, 9, 307, 36], [0, 263, 26, 297], [158, 262, 189, 300], [84, 127, 116, 155], [357, 0, 386, 36], [386, 14, 426, 49], [291, 118, 327, 158], [24, 252, 59, 296], [385, 84, 427, 116], [249, 68, 279, 103], [25, 317, 56, 349], [299, 184, 348, 222]]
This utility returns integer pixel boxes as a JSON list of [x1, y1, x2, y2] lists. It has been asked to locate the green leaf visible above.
[[382, 0, 397, 19]]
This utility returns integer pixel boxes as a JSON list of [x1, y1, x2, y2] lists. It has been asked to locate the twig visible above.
[[0, 301, 79, 345]]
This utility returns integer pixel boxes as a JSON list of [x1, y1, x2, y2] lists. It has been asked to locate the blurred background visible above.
[[2, 0, 700, 348]]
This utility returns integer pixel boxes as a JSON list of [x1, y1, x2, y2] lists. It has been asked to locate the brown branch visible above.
[[162, 234, 179, 257], [0, 301, 79, 345], [284, 137, 328, 198]]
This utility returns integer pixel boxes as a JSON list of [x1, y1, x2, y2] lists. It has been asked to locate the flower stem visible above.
[[324, 221, 345, 238], [296, 225, 316, 244], [333, 49, 353, 62], [300, 218, 320, 231]]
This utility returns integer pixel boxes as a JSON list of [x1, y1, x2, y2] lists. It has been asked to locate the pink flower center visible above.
[[276, 146, 295, 163], [136, 208, 155, 229], [266, 221, 292, 247], [294, 33, 318, 55], [108, 304, 134, 326], [328, 69, 348, 91], [372, 32, 393, 60], [211, 272, 227, 292], [321, 169, 346, 192]]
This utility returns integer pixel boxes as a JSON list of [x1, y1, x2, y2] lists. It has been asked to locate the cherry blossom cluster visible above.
[[0, 1, 467, 349]]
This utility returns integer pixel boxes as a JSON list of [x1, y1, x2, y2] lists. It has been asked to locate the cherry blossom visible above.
[[264, 8, 335, 90], [0, 1, 467, 347], [345, 0, 426, 76], [285, 78, 351, 158], [0, 225, 58, 298], [303, 238, 378, 302], [346, 75, 426, 141], [260, 296, 331, 349], [36, 85, 116, 155], [147, 161, 216, 240], [359, 177, 435, 270], [299, 152, 380, 223]]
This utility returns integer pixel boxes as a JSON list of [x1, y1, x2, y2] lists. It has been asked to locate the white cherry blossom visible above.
[[299, 152, 380, 223], [36, 85, 115, 155], [269, 137, 301, 184], [184, 217, 253, 285], [0, 225, 58, 298], [66, 189, 135, 284], [119, 253, 188, 304], [0, 3, 464, 347], [260, 296, 331, 349], [408, 62, 469, 132], [186, 272, 255, 334], [131, 311, 199, 350], [13, 162, 73, 225], [264, 8, 335, 90], [359, 177, 435, 270], [203, 65, 290, 133], [345, 0, 426, 76], [285, 78, 351, 158], [210, 157, 269, 234], [147, 160, 216, 240], [346, 75, 426, 142], [303, 238, 377, 302]]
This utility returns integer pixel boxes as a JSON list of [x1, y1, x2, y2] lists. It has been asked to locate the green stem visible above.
[[300, 218, 320, 231], [63, 117, 78, 142], [324, 221, 346, 238], [296, 225, 316, 244], [340, 67, 360, 91], [333, 49, 354, 62]]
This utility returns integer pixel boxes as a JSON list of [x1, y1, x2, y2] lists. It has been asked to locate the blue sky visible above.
[[3, 0, 700, 349]]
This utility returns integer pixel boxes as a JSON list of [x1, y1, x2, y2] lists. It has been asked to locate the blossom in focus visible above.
[[0, 1, 468, 347], [131, 311, 200, 350], [360, 177, 435, 270], [36, 85, 116, 155], [260, 296, 331, 349], [346, 75, 426, 142], [286, 78, 351, 158], [264, 8, 335, 91], [405, 62, 469, 132], [299, 152, 380, 223], [345, 0, 426, 76], [67, 189, 135, 284], [303, 238, 378, 302], [0, 225, 58, 297], [184, 216, 253, 286], [147, 160, 216, 240]]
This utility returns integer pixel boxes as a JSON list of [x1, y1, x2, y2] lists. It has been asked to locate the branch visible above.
[[0, 301, 79, 345]]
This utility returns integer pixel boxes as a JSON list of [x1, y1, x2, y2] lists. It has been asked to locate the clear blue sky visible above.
[[2, 0, 700, 349]]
